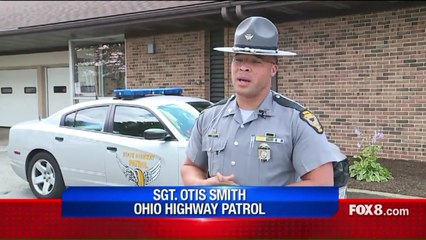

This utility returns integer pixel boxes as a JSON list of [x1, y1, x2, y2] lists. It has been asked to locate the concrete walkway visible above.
[[347, 188, 422, 199]]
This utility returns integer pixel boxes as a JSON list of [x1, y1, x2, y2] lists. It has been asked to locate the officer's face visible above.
[[231, 54, 278, 99]]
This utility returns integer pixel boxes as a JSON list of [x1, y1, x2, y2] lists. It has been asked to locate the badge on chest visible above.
[[258, 143, 271, 162]]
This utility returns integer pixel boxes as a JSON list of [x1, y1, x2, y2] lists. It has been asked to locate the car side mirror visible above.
[[143, 128, 171, 140]]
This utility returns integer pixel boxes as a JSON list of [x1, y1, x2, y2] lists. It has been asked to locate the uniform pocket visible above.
[[202, 139, 227, 176]]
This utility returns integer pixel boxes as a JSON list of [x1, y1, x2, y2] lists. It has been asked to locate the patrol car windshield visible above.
[[157, 102, 205, 140]]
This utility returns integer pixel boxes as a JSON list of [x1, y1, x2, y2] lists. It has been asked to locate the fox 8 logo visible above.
[[349, 204, 383, 216]]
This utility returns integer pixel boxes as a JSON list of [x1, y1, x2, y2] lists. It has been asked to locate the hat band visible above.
[[232, 46, 279, 54], [234, 44, 278, 50]]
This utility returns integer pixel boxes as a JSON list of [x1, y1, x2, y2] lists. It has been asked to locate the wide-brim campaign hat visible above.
[[214, 16, 296, 56]]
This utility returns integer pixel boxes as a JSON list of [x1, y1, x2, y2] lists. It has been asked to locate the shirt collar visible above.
[[222, 91, 275, 118]]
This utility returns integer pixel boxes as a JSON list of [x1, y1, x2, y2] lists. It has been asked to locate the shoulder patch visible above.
[[272, 93, 304, 111], [272, 92, 323, 134], [300, 109, 324, 134], [206, 95, 236, 109]]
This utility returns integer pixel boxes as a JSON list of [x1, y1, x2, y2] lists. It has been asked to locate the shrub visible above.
[[349, 128, 393, 182]]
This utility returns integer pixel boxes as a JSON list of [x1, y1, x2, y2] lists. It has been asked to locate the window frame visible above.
[[61, 104, 111, 133], [106, 104, 177, 141], [69, 35, 126, 104]]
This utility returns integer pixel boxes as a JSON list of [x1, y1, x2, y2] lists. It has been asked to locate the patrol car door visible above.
[[54, 105, 111, 185], [103, 105, 180, 186]]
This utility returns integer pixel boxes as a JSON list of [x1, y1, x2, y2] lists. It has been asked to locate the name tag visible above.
[[208, 129, 219, 138], [255, 136, 284, 144], [208, 133, 219, 138]]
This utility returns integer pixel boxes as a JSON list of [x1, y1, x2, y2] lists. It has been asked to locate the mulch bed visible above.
[[348, 157, 426, 198]]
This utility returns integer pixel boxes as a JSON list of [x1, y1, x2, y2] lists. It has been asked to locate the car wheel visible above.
[[27, 152, 65, 198]]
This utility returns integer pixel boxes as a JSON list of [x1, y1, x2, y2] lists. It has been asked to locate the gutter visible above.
[[221, 1, 312, 24], [0, 1, 313, 37], [0, 1, 231, 36]]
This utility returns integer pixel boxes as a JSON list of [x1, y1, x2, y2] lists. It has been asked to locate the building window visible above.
[[24, 87, 37, 94], [53, 86, 67, 93], [1, 87, 12, 94], [71, 36, 125, 101]]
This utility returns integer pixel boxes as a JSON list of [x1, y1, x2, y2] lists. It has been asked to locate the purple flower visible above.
[[354, 127, 362, 137], [371, 130, 384, 144]]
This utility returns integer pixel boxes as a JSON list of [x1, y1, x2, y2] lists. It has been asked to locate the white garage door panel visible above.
[[47, 67, 71, 115], [0, 69, 38, 127]]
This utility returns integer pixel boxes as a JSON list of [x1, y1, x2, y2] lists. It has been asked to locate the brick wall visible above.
[[272, 6, 425, 161], [126, 6, 425, 162], [126, 31, 208, 98]]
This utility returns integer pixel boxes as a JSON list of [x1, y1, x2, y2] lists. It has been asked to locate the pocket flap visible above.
[[202, 139, 227, 152]]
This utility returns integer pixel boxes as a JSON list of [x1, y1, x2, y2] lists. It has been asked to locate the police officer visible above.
[[181, 16, 335, 186]]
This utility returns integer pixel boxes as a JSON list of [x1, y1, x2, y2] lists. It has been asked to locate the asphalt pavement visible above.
[[0, 127, 421, 199]]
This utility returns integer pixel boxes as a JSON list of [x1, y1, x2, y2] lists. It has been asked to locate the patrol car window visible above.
[[63, 106, 108, 132], [157, 103, 200, 140], [64, 112, 76, 127], [113, 106, 165, 138]]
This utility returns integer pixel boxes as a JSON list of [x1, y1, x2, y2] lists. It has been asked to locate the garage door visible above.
[[47, 67, 71, 115], [0, 69, 38, 127]]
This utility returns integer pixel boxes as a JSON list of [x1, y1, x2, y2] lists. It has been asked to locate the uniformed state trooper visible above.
[[181, 16, 336, 186]]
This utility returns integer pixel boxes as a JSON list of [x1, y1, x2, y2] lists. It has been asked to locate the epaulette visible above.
[[272, 92, 304, 111], [273, 92, 324, 134], [206, 95, 236, 110]]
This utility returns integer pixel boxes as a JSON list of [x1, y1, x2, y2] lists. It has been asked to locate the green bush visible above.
[[349, 128, 393, 182]]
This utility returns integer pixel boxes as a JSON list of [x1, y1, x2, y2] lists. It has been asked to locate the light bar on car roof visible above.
[[114, 87, 183, 100]]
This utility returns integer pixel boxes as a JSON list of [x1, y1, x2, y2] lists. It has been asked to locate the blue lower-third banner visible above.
[[62, 186, 339, 218]]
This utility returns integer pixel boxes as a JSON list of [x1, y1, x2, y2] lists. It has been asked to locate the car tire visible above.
[[27, 152, 65, 198]]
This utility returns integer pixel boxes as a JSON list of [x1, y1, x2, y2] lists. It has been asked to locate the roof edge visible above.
[[0, 1, 233, 36]]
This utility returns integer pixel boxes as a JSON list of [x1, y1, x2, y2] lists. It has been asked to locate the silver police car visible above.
[[8, 88, 211, 198]]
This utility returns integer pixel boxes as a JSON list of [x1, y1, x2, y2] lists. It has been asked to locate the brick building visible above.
[[0, 1, 425, 161]]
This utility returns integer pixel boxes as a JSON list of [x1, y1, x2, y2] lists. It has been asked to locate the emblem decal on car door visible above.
[[116, 154, 161, 186]]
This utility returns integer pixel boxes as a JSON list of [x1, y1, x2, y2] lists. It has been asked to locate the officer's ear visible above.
[[270, 62, 278, 77]]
